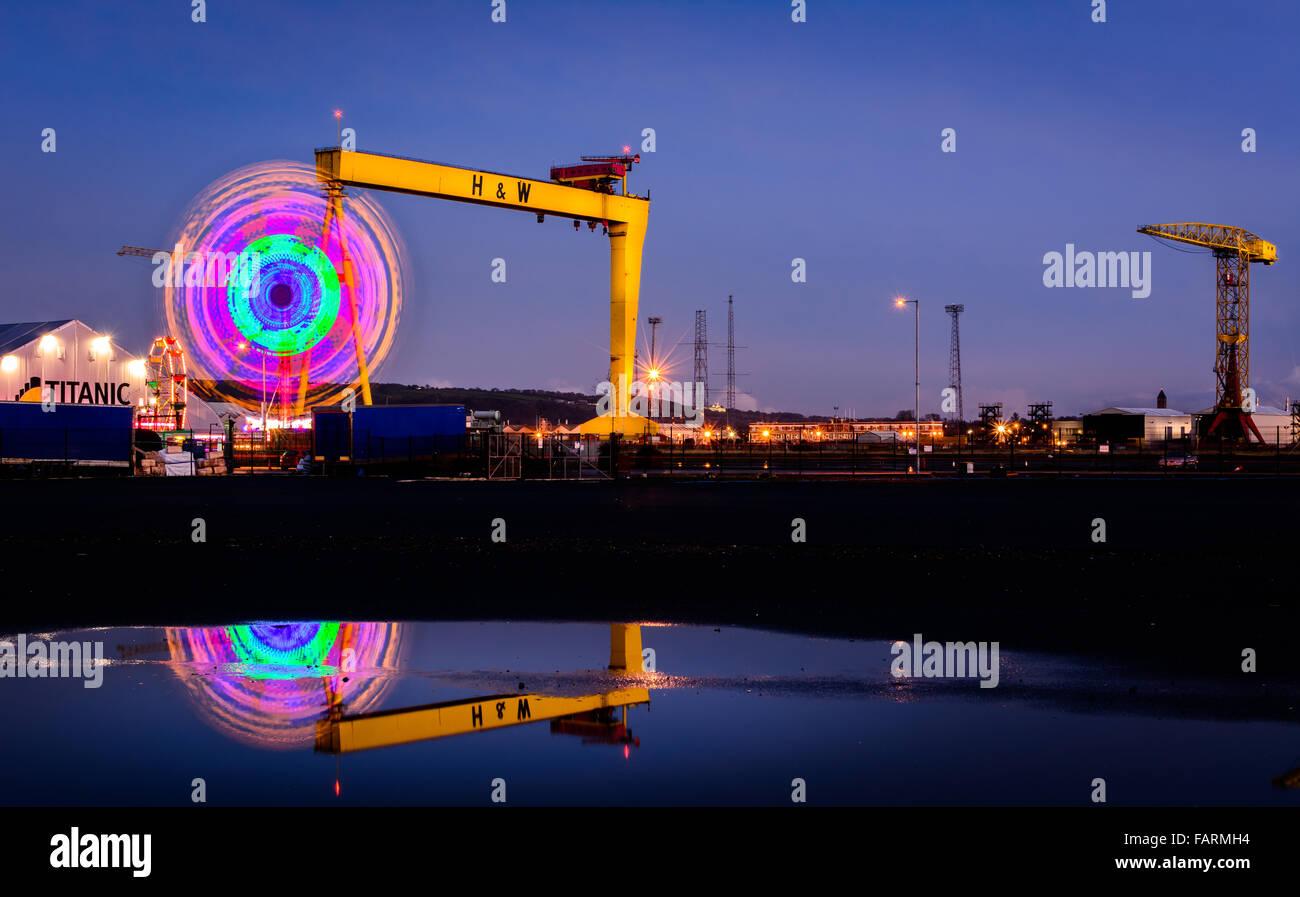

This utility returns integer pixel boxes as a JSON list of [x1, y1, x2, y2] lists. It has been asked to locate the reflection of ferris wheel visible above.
[[137, 336, 187, 431], [165, 621, 406, 750]]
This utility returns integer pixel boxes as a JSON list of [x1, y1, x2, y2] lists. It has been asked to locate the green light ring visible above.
[[226, 234, 340, 356], [227, 621, 341, 680]]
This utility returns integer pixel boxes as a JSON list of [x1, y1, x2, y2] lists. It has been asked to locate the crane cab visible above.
[[1245, 239, 1277, 264], [550, 153, 640, 195]]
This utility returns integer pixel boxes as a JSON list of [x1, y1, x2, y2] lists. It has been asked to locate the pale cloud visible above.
[[544, 379, 592, 395]]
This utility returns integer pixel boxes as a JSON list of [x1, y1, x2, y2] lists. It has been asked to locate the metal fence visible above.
[[609, 434, 1300, 477], [176, 429, 1300, 479], [0, 426, 133, 473], [224, 430, 313, 472], [6, 421, 1292, 480]]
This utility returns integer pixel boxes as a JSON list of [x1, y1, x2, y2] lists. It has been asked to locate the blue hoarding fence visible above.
[[312, 404, 467, 464], [0, 402, 133, 466]]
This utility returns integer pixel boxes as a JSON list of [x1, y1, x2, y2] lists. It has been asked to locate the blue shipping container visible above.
[[312, 404, 466, 462], [0, 401, 133, 462]]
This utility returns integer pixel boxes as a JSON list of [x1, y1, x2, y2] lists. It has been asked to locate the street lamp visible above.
[[236, 341, 266, 430], [895, 297, 920, 471]]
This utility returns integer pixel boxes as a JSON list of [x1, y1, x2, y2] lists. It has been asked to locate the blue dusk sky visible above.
[[2, 0, 1297, 416]]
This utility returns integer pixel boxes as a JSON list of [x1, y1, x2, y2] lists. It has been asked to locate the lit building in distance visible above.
[[748, 419, 944, 443], [1082, 407, 1193, 444]]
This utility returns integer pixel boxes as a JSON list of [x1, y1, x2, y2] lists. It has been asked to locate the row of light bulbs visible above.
[[1, 334, 147, 377]]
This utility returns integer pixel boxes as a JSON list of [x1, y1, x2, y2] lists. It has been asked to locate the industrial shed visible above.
[[1195, 405, 1295, 444], [1081, 407, 1193, 444]]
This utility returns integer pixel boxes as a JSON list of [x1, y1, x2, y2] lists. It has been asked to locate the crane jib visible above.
[[317, 149, 649, 225], [1137, 223, 1276, 264], [470, 173, 531, 205]]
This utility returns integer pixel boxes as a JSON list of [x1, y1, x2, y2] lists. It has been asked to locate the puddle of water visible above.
[[1, 621, 1296, 805]]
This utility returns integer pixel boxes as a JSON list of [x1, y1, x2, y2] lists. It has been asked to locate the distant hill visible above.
[[191, 381, 814, 428], [372, 384, 813, 429], [372, 384, 596, 427]]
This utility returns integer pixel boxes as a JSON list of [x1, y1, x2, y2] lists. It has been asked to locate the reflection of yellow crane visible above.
[[315, 148, 654, 435], [1136, 223, 1277, 442], [315, 623, 649, 754], [316, 687, 649, 753]]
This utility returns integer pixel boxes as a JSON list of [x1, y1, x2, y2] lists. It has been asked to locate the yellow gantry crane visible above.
[[315, 148, 654, 435], [315, 624, 649, 754], [1136, 223, 1277, 442]]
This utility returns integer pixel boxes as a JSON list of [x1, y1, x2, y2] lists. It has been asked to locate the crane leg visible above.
[[1244, 413, 1266, 444], [324, 185, 372, 407], [608, 624, 643, 672], [298, 194, 341, 417], [580, 221, 656, 435]]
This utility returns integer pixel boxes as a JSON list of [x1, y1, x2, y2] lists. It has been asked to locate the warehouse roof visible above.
[[1089, 407, 1191, 416], [1196, 405, 1289, 416], [0, 320, 74, 355]]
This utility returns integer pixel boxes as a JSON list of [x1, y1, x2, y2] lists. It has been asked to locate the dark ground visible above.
[[1, 476, 1296, 678]]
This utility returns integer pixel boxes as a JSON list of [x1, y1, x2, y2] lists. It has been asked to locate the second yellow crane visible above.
[[1136, 222, 1276, 442]]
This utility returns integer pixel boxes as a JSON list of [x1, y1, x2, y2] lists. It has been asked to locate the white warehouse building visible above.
[[0, 320, 147, 406], [0, 319, 223, 431], [1082, 407, 1194, 443]]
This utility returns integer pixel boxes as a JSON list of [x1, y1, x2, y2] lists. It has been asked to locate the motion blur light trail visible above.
[[227, 234, 341, 356], [166, 622, 405, 750], [226, 621, 342, 678], [163, 160, 405, 412]]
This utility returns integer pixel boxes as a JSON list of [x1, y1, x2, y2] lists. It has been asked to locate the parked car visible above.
[[1158, 454, 1198, 469], [279, 449, 302, 470]]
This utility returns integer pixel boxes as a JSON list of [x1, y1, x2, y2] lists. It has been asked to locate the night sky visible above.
[[3, 0, 1297, 417]]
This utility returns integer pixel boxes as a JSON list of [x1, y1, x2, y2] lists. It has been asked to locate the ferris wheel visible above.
[[136, 336, 188, 431], [162, 160, 405, 423]]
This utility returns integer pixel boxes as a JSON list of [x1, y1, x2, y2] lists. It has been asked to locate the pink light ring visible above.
[[165, 622, 406, 751], [162, 161, 405, 411]]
